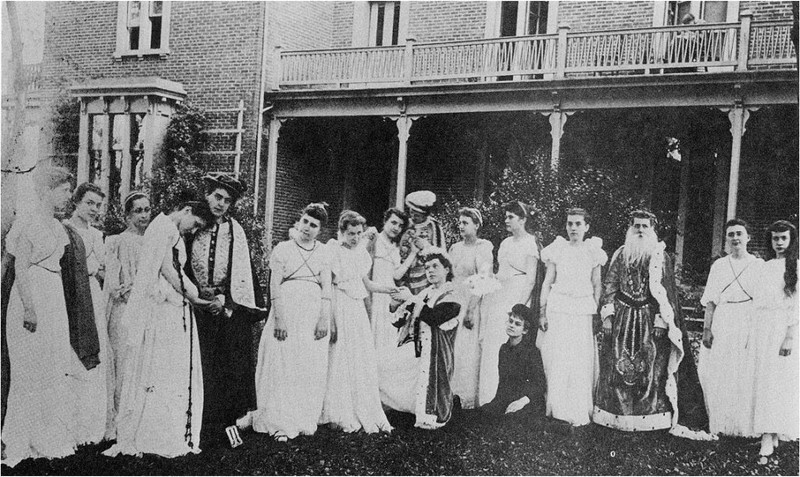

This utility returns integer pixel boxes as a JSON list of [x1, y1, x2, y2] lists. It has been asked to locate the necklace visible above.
[[295, 239, 316, 252]]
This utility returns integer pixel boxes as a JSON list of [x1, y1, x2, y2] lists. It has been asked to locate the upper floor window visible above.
[[114, 1, 171, 59], [487, 1, 558, 38], [658, 1, 738, 26], [370, 1, 402, 46]]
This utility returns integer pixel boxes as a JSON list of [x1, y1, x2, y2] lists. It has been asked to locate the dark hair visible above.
[[382, 207, 409, 244], [173, 190, 215, 226], [302, 202, 329, 225], [629, 209, 658, 230], [421, 251, 454, 282], [338, 210, 366, 232], [510, 303, 534, 331], [566, 207, 591, 224], [73, 182, 105, 203], [123, 191, 150, 216], [724, 218, 750, 236], [458, 207, 483, 229], [503, 201, 535, 232], [766, 220, 798, 297]]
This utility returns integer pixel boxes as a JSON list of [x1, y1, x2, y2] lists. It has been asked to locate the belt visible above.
[[615, 292, 658, 309]]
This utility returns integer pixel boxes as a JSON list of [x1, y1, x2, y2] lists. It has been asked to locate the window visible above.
[[370, 2, 402, 46], [488, 1, 557, 38], [658, 1, 738, 26], [114, 1, 171, 59]]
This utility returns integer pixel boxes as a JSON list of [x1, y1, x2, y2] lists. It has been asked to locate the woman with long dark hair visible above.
[[751, 220, 798, 464]]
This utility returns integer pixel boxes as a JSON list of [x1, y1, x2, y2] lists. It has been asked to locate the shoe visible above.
[[453, 396, 462, 413], [274, 433, 289, 443], [225, 426, 243, 448]]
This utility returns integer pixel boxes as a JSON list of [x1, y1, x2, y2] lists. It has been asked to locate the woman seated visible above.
[[379, 249, 461, 430]]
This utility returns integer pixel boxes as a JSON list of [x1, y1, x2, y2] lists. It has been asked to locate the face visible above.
[[505, 211, 525, 233], [178, 208, 207, 235], [506, 314, 528, 339], [424, 258, 449, 285], [75, 191, 104, 223], [47, 182, 73, 212], [410, 209, 427, 225], [342, 223, 363, 248], [771, 230, 792, 257], [382, 213, 404, 239], [297, 213, 322, 242], [128, 197, 151, 231], [631, 218, 652, 239], [458, 215, 478, 239], [566, 214, 589, 242], [725, 225, 749, 253], [207, 188, 233, 218]]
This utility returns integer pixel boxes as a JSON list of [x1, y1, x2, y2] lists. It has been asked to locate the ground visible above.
[[3, 409, 797, 476]]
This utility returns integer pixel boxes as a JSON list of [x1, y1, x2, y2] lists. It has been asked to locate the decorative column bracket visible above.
[[718, 99, 758, 220], [540, 106, 575, 170]]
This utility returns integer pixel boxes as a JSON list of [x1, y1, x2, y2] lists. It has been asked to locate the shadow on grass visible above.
[[3, 409, 798, 475]]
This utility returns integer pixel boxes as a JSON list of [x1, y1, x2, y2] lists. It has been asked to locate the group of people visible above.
[[0, 169, 796, 468]]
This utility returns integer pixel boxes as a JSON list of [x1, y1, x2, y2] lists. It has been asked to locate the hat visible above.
[[405, 190, 437, 214], [203, 172, 246, 199]]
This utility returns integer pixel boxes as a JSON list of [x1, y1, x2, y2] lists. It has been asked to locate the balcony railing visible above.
[[275, 13, 796, 90]]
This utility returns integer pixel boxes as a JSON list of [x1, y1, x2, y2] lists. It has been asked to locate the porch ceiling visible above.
[[265, 70, 798, 118]]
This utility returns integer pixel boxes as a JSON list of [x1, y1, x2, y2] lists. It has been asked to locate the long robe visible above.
[[186, 217, 266, 441], [379, 282, 461, 429], [594, 242, 708, 436]]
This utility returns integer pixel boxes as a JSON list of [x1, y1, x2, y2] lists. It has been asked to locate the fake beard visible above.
[[622, 227, 658, 268]]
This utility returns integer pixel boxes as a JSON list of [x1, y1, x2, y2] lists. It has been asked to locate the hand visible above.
[[22, 308, 37, 333], [206, 298, 225, 316], [602, 317, 613, 335], [539, 313, 548, 332], [191, 297, 213, 308], [385, 286, 401, 295], [653, 327, 666, 339], [414, 237, 430, 252], [463, 313, 474, 330], [505, 396, 530, 414], [273, 317, 288, 341], [314, 318, 329, 341], [391, 287, 413, 303], [702, 329, 713, 349], [779, 335, 793, 356]]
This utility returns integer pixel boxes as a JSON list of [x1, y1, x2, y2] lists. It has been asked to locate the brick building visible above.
[[10, 1, 799, 274]]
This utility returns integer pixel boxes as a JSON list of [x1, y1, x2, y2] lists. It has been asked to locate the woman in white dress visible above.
[[751, 220, 798, 464], [66, 182, 111, 443], [103, 197, 214, 457], [244, 203, 332, 441], [449, 207, 494, 409], [479, 201, 539, 405], [697, 219, 761, 437], [2, 167, 84, 468], [537, 208, 606, 426], [319, 210, 393, 434], [104, 191, 151, 439], [367, 207, 414, 353]]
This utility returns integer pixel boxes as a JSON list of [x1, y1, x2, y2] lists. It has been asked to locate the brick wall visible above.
[[741, 1, 794, 21], [558, 0, 654, 32], [41, 1, 265, 183], [274, 1, 334, 50], [408, 2, 486, 43], [331, 2, 355, 48]]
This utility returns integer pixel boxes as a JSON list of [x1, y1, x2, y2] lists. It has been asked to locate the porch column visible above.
[[77, 99, 89, 183], [98, 98, 111, 198], [394, 115, 416, 208], [542, 107, 573, 170], [723, 102, 756, 220], [263, 116, 283, 247], [118, 98, 132, 200], [141, 96, 155, 178]]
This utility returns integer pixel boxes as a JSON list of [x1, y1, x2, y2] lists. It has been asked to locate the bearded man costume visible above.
[[593, 211, 710, 439]]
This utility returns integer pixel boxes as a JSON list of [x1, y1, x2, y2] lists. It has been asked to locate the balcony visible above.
[[274, 14, 796, 91]]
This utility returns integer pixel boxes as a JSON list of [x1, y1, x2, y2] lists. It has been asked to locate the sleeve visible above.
[[587, 237, 608, 268], [477, 240, 494, 275], [522, 344, 546, 402], [418, 301, 461, 328], [700, 259, 723, 307], [540, 237, 565, 266], [104, 235, 123, 299], [5, 220, 34, 262], [526, 235, 540, 260], [94, 229, 106, 269], [600, 248, 623, 317], [268, 242, 286, 276]]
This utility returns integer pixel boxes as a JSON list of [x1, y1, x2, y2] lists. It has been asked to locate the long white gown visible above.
[[697, 254, 761, 437], [371, 233, 401, 353], [449, 238, 494, 409], [536, 236, 605, 426], [250, 239, 330, 439], [319, 241, 391, 433], [2, 217, 81, 468], [750, 258, 799, 439], [103, 213, 203, 457], [479, 234, 538, 405], [70, 223, 111, 443]]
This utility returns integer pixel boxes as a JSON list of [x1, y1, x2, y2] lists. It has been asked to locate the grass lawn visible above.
[[2, 409, 797, 476]]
